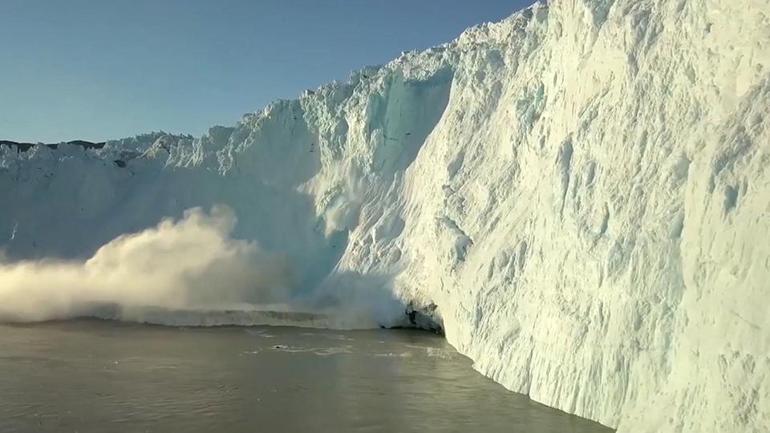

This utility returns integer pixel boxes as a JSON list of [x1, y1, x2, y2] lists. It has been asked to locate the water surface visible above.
[[0, 320, 612, 433]]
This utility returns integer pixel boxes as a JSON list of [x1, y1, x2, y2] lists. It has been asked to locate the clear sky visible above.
[[1, 0, 531, 142]]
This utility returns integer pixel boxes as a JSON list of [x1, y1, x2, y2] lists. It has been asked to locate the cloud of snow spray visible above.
[[0, 207, 292, 321], [0, 207, 297, 322], [0, 206, 406, 328]]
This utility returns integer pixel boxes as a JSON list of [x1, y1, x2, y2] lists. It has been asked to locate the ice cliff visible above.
[[1, 0, 769, 431]]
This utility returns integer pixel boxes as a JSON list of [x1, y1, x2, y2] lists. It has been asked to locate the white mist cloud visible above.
[[0, 206, 294, 322]]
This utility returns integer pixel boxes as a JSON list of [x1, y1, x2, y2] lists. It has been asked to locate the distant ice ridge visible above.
[[1, 0, 769, 431]]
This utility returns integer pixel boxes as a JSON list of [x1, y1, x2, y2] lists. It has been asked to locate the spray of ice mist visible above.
[[0, 206, 295, 322]]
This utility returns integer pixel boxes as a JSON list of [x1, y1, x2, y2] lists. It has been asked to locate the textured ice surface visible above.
[[1, 1, 769, 431]]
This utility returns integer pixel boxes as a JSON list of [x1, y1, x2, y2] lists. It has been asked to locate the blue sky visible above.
[[1, 0, 531, 142]]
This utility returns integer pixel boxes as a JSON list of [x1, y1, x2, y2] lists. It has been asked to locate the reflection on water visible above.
[[0, 321, 612, 433]]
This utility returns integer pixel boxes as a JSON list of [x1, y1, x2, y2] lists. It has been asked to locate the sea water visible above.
[[0, 320, 612, 433]]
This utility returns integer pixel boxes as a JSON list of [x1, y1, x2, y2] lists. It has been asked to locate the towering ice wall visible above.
[[1, 0, 769, 431]]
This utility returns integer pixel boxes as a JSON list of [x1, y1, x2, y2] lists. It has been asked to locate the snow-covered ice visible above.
[[1, 0, 769, 432]]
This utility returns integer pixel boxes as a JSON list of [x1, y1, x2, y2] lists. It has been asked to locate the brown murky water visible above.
[[0, 320, 612, 433]]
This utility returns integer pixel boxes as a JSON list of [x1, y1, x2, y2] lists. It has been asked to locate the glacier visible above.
[[1, 0, 769, 431]]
